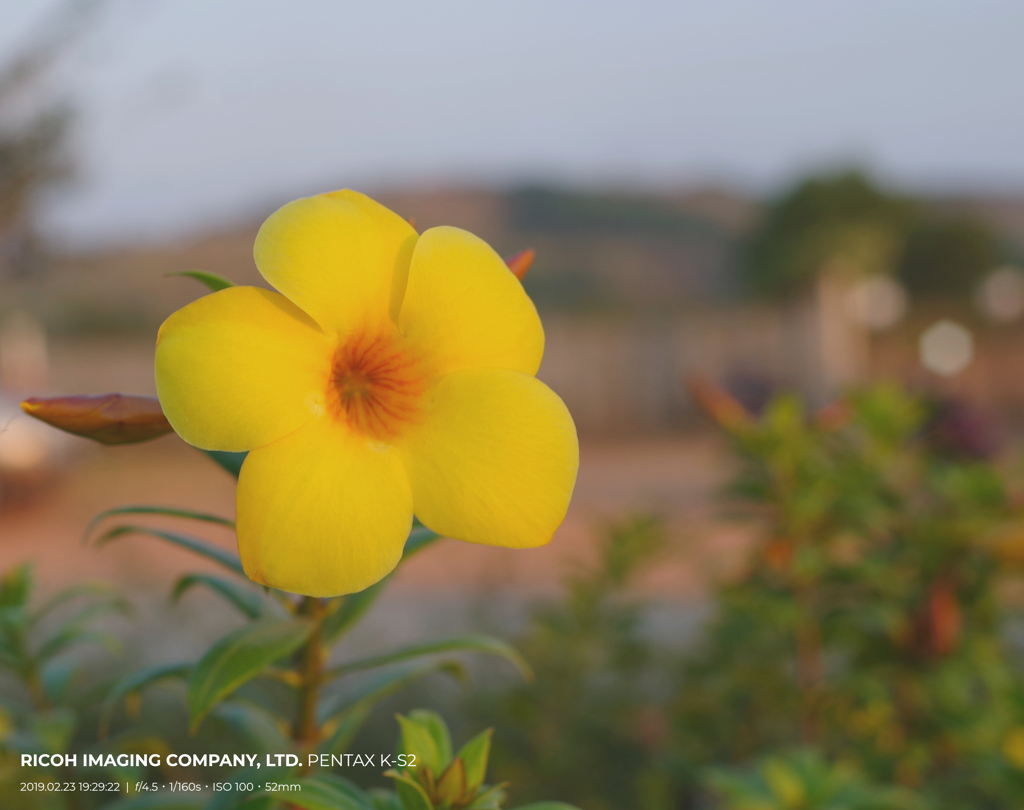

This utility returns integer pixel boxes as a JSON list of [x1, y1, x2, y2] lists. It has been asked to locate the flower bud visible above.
[[20, 394, 173, 445], [686, 374, 751, 431], [505, 248, 536, 280]]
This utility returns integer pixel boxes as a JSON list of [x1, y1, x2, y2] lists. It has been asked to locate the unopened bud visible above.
[[20, 394, 173, 445], [686, 374, 751, 431], [814, 400, 853, 432], [505, 248, 536, 280]]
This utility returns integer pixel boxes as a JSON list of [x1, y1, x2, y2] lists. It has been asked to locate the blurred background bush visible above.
[[3, 1, 1024, 808]]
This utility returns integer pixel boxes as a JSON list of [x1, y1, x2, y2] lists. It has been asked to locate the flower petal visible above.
[[155, 286, 331, 452], [236, 415, 413, 596], [253, 189, 418, 334], [399, 227, 544, 376], [398, 368, 578, 548]]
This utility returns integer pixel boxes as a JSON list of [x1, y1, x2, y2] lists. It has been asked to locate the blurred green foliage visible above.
[[479, 385, 1024, 809], [742, 170, 1006, 299], [675, 385, 1024, 808], [706, 750, 922, 810], [0, 422, 575, 809], [476, 517, 670, 810], [0, 565, 131, 809]]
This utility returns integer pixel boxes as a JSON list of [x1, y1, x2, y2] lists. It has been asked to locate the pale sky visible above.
[[4, 0, 1024, 245]]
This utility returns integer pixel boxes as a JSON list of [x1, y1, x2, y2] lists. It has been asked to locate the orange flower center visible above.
[[327, 328, 428, 441]]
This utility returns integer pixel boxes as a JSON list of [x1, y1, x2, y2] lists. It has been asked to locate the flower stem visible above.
[[294, 596, 326, 760]]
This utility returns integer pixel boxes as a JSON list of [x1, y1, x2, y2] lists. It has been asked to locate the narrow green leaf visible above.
[[41, 659, 78, 704], [172, 574, 273, 619], [209, 699, 290, 753], [168, 270, 237, 292], [84, 505, 234, 543], [321, 527, 441, 643], [270, 775, 375, 810], [40, 598, 133, 649], [329, 634, 533, 682], [188, 618, 312, 731], [396, 713, 442, 773], [408, 709, 452, 767], [384, 770, 433, 810], [94, 525, 245, 577], [36, 629, 121, 663], [204, 449, 248, 477], [31, 582, 122, 625], [404, 526, 441, 556], [321, 581, 388, 643], [320, 703, 372, 757], [320, 661, 469, 724], [319, 661, 469, 755], [456, 728, 493, 791], [100, 662, 190, 737]]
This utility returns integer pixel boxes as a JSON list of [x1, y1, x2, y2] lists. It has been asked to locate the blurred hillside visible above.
[[4, 182, 1024, 434], [6, 183, 1024, 328], [0, 185, 759, 333]]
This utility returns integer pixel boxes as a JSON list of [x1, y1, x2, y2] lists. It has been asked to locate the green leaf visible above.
[[270, 775, 375, 810], [40, 597, 133, 646], [84, 505, 234, 542], [205, 449, 248, 477], [41, 659, 78, 704], [36, 628, 121, 663], [0, 564, 32, 608], [319, 703, 372, 757], [367, 789, 404, 810], [321, 582, 389, 644], [329, 634, 533, 682], [100, 662, 190, 737], [456, 728, 493, 791], [467, 785, 508, 810], [384, 769, 434, 810], [188, 618, 312, 731], [209, 699, 290, 753], [29, 708, 76, 754], [31, 582, 122, 625], [404, 526, 441, 556], [172, 574, 274, 620], [435, 758, 467, 805], [322, 528, 441, 643], [396, 713, 443, 774], [510, 805, 584, 810], [94, 525, 245, 577], [168, 270, 237, 292], [320, 660, 470, 727], [409, 709, 452, 767]]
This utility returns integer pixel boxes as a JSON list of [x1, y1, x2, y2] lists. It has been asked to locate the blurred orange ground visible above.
[[0, 432, 752, 604]]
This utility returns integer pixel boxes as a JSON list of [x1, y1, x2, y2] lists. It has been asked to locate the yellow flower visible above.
[[155, 190, 579, 596]]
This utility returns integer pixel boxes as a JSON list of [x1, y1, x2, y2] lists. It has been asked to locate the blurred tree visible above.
[[0, 0, 102, 277], [742, 171, 914, 298], [897, 217, 1003, 298]]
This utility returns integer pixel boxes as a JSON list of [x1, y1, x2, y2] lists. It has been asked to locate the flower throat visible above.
[[327, 329, 427, 441]]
